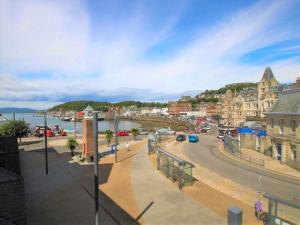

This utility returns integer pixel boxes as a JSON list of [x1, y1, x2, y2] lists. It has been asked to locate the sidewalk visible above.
[[21, 138, 145, 225], [131, 146, 226, 225], [164, 141, 262, 225], [241, 148, 300, 179]]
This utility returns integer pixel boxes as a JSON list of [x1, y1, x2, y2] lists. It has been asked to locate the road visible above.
[[181, 129, 300, 203]]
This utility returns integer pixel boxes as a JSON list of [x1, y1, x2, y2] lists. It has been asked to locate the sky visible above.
[[0, 0, 299, 109]]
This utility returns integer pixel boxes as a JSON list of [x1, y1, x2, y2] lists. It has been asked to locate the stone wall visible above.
[[0, 137, 20, 175], [0, 168, 27, 225], [240, 134, 257, 150]]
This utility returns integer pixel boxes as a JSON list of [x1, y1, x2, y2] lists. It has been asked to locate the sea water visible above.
[[1, 113, 140, 133]]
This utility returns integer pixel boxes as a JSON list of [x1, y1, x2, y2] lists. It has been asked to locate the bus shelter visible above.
[[264, 193, 300, 225], [157, 148, 195, 189], [148, 134, 158, 154]]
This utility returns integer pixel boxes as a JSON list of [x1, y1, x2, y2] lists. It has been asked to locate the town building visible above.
[[220, 90, 234, 126], [180, 95, 192, 102], [257, 67, 280, 117], [265, 83, 300, 171], [219, 67, 280, 127], [168, 102, 192, 116]]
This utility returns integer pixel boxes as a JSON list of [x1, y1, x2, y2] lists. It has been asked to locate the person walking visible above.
[[126, 142, 129, 151], [255, 199, 263, 221]]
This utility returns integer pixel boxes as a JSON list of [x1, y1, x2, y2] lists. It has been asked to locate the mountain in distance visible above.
[[0, 107, 38, 113]]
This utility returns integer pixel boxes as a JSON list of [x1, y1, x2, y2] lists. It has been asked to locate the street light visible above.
[[13, 112, 16, 137], [93, 112, 99, 225], [44, 111, 48, 175], [114, 110, 119, 163]]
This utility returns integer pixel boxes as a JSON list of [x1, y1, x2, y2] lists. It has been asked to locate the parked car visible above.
[[200, 128, 207, 133], [34, 126, 50, 137], [156, 128, 175, 135], [46, 130, 55, 137], [188, 135, 199, 143], [117, 130, 129, 136], [138, 128, 148, 135], [176, 134, 186, 142]]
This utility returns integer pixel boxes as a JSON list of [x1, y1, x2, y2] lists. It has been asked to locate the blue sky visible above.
[[0, 0, 299, 109]]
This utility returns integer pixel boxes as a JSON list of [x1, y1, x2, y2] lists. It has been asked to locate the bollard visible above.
[[228, 207, 242, 225]]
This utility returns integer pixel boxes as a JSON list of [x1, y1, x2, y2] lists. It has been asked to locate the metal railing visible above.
[[224, 134, 265, 167]]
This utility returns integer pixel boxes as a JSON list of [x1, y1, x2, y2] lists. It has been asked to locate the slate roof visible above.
[[266, 89, 300, 115], [261, 67, 275, 81], [84, 105, 94, 111]]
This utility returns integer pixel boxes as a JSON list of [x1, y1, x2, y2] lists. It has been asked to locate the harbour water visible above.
[[0, 113, 141, 133]]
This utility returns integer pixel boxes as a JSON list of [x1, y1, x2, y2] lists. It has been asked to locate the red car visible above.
[[46, 130, 55, 137], [117, 130, 129, 136]]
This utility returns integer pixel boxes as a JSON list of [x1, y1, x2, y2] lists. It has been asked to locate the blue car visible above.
[[188, 135, 199, 143]]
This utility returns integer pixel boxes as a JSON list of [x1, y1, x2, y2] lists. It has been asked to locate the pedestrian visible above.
[[255, 200, 262, 221], [126, 142, 129, 151]]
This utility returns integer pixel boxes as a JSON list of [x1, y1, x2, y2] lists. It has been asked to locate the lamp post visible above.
[[13, 112, 16, 137], [44, 111, 48, 175], [114, 110, 119, 163], [93, 112, 99, 225], [74, 114, 77, 141]]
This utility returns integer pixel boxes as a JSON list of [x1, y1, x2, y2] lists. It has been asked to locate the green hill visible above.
[[49, 101, 168, 112]]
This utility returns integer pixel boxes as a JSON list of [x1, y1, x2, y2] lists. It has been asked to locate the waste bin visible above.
[[228, 207, 242, 225]]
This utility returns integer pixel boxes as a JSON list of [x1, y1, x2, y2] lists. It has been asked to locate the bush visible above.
[[104, 129, 113, 146], [131, 128, 139, 140], [66, 137, 79, 157], [0, 120, 30, 141]]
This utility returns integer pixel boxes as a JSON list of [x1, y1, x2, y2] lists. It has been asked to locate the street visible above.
[[179, 129, 300, 202]]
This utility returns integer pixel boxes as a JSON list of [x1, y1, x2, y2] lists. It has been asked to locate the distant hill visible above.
[[0, 107, 38, 113], [49, 100, 168, 112]]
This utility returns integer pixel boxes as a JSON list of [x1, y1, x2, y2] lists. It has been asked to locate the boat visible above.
[[0, 115, 8, 122], [33, 112, 44, 117], [61, 116, 71, 121]]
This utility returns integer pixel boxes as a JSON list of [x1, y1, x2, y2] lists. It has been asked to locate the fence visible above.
[[224, 134, 240, 154], [224, 134, 265, 167]]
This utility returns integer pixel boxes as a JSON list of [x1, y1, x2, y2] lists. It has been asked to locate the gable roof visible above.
[[84, 105, 94, 111], [266, 89, 300, 115], [261, 67, 275, 81]]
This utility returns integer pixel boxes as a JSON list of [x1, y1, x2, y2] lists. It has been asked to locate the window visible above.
[[270, 118, 274, 128], [291, 145, 297, 161], [279, 119, 284, 133], [290, 120, 297, 133]]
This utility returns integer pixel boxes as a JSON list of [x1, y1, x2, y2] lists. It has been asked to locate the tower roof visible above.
[[261, 67, 275, 81], [84, 105, 94, 111]]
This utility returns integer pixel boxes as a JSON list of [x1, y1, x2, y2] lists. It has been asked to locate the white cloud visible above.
[[0, 100, 62, 109], [0, 0, 299, 105]]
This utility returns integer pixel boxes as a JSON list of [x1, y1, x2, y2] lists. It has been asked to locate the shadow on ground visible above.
[[20, 146, 141, 225]]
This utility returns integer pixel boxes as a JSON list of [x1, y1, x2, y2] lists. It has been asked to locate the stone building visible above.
[[265, 86, 300, 171], [257, 67, 280, 117], [220, 90, 234, 126], [168, 102, 192, 116], [219, 67, 280, 127]]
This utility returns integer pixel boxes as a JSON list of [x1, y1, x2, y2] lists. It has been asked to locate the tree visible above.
[[104, 129, 113, 146], [65, 137, 78, 157], [131, 128, 139, 141], [0, 120, 30, 142]]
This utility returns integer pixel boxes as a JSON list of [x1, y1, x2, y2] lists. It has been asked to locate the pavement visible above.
[[164, 133, 300, 224], [239, 147, 300, 179], [21, 137, 144, 225], [20, 130, 300, 225], [131, 146, 226, 225]]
